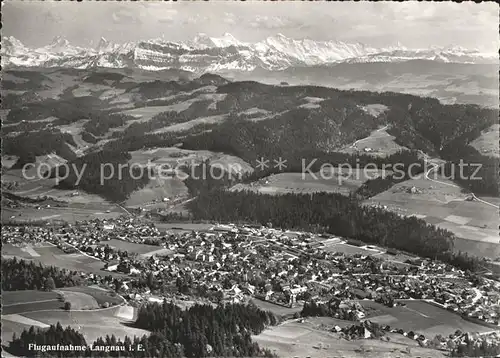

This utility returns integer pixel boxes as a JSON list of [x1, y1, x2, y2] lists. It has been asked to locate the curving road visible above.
[[419, 151, 499, 209]]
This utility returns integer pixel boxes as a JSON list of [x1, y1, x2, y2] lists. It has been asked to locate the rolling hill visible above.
[[1, 67, 498, 259]]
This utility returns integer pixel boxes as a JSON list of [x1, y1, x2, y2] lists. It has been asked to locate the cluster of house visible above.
[[86, 217, 163, 243], [331, 321, 491, 351], [2, 225, 57, 244], [90, 224, 500, 325], [459, 290, 500, 325], [450, 331, 500, 353], [2, 220, 499, 327]]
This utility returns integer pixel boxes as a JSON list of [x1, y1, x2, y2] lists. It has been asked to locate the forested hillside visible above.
[[2, 69, 497, 199]]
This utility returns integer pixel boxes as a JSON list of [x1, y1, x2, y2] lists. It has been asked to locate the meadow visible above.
[[59, 286, 124, 307], [155, 222, 215, 232], [2, 291, 63, 315], [2, 163, 123, 224], [322, 241, 383, 256], [2, 243, 127, 277], [1, 285, 137, 351], [4, 306, 148, 348], [339, 127, 409, 157], [469, 123, 499, 158], [253, 317, 446, 358], [98, 239, 173, 257], [250, 298, 303, 317], [231, 168, 388, 196], [363, 175, 500, 258], [2, 286, 124, 315], [2, 205, 121, 225], [361, 300, 492, 337]]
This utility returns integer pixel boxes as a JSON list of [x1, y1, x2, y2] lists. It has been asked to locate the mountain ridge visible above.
[[2, 34, 497, 73]]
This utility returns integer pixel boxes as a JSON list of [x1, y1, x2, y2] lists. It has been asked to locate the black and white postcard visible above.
[[1, 2, 499, 357]]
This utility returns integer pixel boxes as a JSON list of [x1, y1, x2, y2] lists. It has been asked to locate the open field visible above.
[[1, 287, 135, 349], [58, 119, 89, 149], [339, 127, 409, 157], [452, 238, 500, 262], [470, 124, 499, 158], [231, 168, 388, 196], [38, 190, 120, 208], [8, 307, 149, 347], [119, 104, 193, 122], [139, 248, 174, 259], [1, 318, 45, 350], [98, 239, 172, 257], [2, 173, 58, 196], [477, 195, 500, 207], [115, 305, 137, 321], [323, 242, 382, 257], [298, 96, 325, 109], [59, 286, 124, 306], [251, 298, 303, 317], [155, 222, 215, 232], [2, 205, 122, 225], [2, 166, 124, 223], [2, 242, 48, 259], [130, 201, 184, 211], [253, 317, 445, 358], [31, 245, 112, 275], [57, 290, 99, 310], [157, 200, 192, 217], [2, 291, 63, 315], [363, 176, 500, 258], [2, 315, 50, 329], [2, 244, 127, 278], [150, 114, 227, 134], [2, 209, 119, 226], [2, 287, 124, 315], [3, 167, 120, 208], [1, 155, 19, 169], [361, 300, 493, 337], [126, 147, 254, 207], [124, 177, 188, 207], [360, 104, 389, 117], [4, 156, 67, 185], [2, 290, 60, 306], [129, 147, 253, 174]]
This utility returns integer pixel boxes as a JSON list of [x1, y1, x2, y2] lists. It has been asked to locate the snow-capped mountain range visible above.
[[2, 33, 496, 72]]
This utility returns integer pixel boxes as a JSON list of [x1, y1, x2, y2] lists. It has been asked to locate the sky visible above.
[[2, 1, 498, 52]]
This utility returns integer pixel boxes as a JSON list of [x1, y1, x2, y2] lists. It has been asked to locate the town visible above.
[[3, 216, 500, 333]]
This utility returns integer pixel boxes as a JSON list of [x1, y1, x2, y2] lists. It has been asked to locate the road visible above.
[[420, 151, 499, 209], [116, 203, 132, 216]]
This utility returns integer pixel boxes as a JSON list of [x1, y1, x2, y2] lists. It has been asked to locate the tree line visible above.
[[187, 189, 484, 271], [301, 298, 359, 321], [4, 130, 77, 166], [1, 257, 83, 291], [134, 301, 277, 357]]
